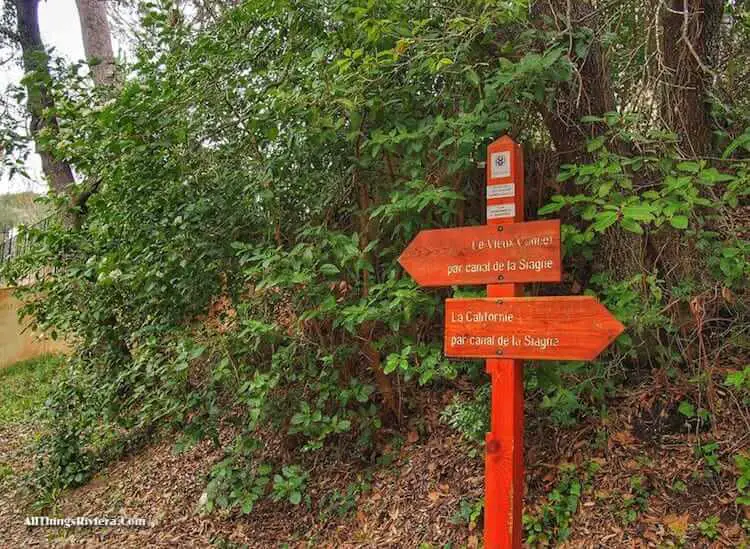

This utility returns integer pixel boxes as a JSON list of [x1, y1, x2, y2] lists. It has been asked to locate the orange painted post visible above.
[[398, 135, 624, 547], [484, 136, 525, 549]]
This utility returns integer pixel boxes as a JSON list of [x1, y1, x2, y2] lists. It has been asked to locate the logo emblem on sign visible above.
[[490, 151, 511, 178]]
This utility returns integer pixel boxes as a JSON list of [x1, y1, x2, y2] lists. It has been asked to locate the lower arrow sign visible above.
[[444, 296, 625, 360]]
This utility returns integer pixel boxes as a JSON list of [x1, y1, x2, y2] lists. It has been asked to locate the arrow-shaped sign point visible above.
[[399, 220, 561, 287], [444, 296, 625, 361]]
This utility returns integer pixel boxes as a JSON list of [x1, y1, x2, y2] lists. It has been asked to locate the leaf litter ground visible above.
[[0, 374, 748, 547]]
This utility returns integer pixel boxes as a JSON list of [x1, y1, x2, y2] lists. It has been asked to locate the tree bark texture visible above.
[[75, 0, 117, 86], [532, 0, 618, 164], [15, 0, 75, 193], [659, 0, 724, 156]]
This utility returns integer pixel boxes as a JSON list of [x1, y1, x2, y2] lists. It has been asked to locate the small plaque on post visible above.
[[487, 203, 515, 219], [487, 183, 515, 199]]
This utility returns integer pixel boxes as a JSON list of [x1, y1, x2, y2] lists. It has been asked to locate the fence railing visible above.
[[1, 215, 57, 285]]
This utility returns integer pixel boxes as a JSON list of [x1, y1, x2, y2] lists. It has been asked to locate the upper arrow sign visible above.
[[398, 219, 561, 287], [444, 296, 624, 361]]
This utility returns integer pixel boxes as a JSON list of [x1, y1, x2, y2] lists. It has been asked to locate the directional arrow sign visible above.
[[444, 296, 624, 361], [398, 219, 561, 286]]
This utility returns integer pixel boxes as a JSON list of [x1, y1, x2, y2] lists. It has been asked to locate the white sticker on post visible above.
[[487, 183, 515, 199], [487, 203, 516, 220], [490, 151, 511, 179]]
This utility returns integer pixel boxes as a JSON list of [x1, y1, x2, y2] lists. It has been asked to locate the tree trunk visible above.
[[353, 124, 399, 420], [532, 0, 618, 164], [15, 0, 75, 193], [659, 0, 724, 156], [75, 0, 117, 87]]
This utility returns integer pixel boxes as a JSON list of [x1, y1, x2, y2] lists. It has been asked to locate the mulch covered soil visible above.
[[0, 378, 748, 547]]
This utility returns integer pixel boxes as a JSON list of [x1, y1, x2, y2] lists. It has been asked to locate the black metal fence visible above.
[[0, 215, 56, 282], [1, 227, 21, 266]]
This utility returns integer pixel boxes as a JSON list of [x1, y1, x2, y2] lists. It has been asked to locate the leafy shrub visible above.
[[441, 385, 490, 444], [8, 0, 564, 509], [695, 442, 722, 476], [736, 453, 750, 507], [271, 465, 308, 506], [726, 367, 750, 404], [2, 0, 747, 521], [698, 515, 721, 540], [619, 474, 650, 525], [523, 462, 598, 546]]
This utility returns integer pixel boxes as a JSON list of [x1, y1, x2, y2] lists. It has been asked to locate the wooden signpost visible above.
[[397, 220, 561, 286], [398, 135, 625, 549], [445, 296, 624, 360]]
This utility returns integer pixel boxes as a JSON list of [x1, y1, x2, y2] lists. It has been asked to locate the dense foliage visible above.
[[1, 0, 748, 526]]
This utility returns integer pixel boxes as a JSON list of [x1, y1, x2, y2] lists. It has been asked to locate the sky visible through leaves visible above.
[[2, 0, 91, 194]]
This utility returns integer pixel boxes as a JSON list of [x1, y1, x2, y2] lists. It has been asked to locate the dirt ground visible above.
[[0, 379, 748, 547]]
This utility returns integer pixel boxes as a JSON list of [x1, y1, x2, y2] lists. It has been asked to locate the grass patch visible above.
[[0, 462, 13, 482], [0, 354, 63, 425]]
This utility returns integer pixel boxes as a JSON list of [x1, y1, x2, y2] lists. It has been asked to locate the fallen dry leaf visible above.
[[664, 513, 689, 538], [611, 430, 637, 446]]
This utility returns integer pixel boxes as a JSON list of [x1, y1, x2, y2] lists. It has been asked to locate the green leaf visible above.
[[592, 211, 618, 232], [289, 491, 302, 505], [725, 370, 747, 389], [319, 263, 340, 275], [586, 137, 604, 152], [670, 215, 689, 230], [676, 161, 700, 174], [622, 204, 654, 222], [722, 130, 750, 158], [465, 68, 480, 87], [189, 345, 206, 360], [538, 202, 563, 215], [597, 182, 613, 198], [621, 218, 644, 234], [678, 401, 695, 418]]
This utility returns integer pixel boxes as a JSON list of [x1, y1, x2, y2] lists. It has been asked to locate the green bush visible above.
[[1, 0, 746, 519]]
